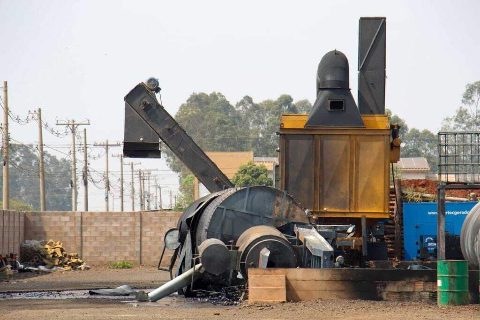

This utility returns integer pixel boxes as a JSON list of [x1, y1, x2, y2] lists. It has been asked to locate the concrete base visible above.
[[248, 268, 479, 304]]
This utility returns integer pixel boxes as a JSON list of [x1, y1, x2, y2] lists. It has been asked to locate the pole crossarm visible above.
[[93, 141, 121, 212], [56, 119, 90, 212]]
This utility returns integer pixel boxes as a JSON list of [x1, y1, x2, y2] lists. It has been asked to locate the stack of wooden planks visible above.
[[41, 240, 87, 270]]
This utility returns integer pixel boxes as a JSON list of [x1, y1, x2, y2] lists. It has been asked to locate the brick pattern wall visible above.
[[0, 210, 25, 256], [22, 210, 182, 266], [24, 211, 79, 254], [141, 211, 180, 265]]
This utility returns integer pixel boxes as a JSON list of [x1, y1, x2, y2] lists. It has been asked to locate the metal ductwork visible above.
[[358, 17, 386, 115], [305, 50, 364, 128]]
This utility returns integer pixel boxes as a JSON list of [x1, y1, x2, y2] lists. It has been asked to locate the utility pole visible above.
[[158, 186, 163, 210], [56, 119, 90, 211], [170, 190, 173, 209], [138, 169, 143, 210], [2, 81, 9, 209], [155, 178, 158, 209], [113, 154, 124, 212], [147, 172, 151, 210], [36, 108, 46, 211], [83, 129, 88, 211], [93, 140, 120, 212], [142, 173, 146, 210], [124, 161, 140, 211]]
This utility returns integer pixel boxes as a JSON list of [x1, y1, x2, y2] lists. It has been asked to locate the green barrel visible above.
[[437, 260, 469, 306]]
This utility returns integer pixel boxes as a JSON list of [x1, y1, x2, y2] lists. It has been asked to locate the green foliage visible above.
[[0, 144, 72, 210], [294, 99, 313, 114], [0, 199, 34, 211], [442, 81, 480, 131], [174, 174, 194, 210], [387, 109, 438, 172], [403, 187, 426, 203], [108, 261, 134, 269], [167, 92, 309, 207], [232, 161, 273, 187]]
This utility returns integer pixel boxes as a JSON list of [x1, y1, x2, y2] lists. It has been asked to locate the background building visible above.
[[395, 157, 431, 180], [194, 152, 278, 199]]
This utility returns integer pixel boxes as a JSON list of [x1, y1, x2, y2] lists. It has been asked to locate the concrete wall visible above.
[[0, 210, 182, 266], [0, 210, 25, 256]]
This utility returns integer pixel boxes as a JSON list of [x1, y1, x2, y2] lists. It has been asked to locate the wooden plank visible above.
[[287, 289, 380, 301], [248, 268, 288, 276], [249, 274, 286, 302], [286, 280, 377, 292], [249, 275, 286, 288], [249, 268, 436, 282], [249, 287, 286, 302]]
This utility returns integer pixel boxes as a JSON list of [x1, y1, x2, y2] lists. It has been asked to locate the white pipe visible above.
[[148, 264, 204, 302]]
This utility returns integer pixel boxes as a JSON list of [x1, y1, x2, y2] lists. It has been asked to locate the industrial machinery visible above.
[[123, 17, 401, 300]]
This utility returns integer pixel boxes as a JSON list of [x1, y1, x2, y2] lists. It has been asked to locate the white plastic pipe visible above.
[[148, 263, 204, 302]]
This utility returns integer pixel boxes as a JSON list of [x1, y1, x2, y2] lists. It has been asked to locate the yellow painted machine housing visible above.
[[278, 114, 395, 223]]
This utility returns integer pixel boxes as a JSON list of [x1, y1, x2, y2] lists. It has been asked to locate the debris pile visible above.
[[41, 240, 88, 270], [189, 285, 245, 306], [20, 239, 89, 271]]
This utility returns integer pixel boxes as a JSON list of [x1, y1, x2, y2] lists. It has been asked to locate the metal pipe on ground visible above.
[[147, 264, 204, 302]]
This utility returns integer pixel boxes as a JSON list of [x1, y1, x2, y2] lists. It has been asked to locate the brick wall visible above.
[[22, 210, 182, 266], [0, 210, 25, 256]]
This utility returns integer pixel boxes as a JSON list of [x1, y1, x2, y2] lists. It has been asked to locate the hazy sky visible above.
[[1, 0, 479, 210]]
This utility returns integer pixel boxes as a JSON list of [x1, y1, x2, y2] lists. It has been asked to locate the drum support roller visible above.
[[460, 202, 480, 268]]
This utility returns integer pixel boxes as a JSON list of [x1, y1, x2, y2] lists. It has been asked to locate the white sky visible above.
[[1, 0, 479, 211]]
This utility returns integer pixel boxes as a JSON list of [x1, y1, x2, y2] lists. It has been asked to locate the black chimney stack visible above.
[[358, 17, 386, 115]]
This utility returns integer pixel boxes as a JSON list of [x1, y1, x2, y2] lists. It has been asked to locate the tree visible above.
[[0, 199, 34, 211], [165, 92, 245, 176], [442, 81, 480, 131], [386, 109, 409, 137], [402, 128, 438, 172], [0, 144, 72, 210], [232, 161, 273, 187], [174, 174, 194, 210], [166, 92, 310, 207], [387, 109, 438, 172], [294, 99, 313, 114]]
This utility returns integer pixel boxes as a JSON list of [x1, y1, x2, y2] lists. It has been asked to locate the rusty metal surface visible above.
[[195, 186, 310, 246], [236, 226, 297, 276], [279, 128, 390, 219], [124, 83, 233, 192], [358, 17, 386, 115]]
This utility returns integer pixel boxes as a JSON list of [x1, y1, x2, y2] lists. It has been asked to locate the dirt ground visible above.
[[0, 266, 170, 292], [402, 179, 480, 198], [1, 297, 479, 320], [1, 267, 479, 320]]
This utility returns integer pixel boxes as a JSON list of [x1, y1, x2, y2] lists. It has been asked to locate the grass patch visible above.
[[109, 261, 134, 269]]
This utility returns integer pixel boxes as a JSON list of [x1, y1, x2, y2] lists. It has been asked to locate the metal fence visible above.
[[438, 132, 480, 184]]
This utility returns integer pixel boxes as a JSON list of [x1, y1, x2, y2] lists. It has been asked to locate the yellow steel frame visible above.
[[278, 113, 392, 220], [280, 114, 390, 130]]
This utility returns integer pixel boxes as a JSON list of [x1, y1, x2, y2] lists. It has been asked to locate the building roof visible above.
[[254, 157, 278, 171], [205, 151, 254, 178], [395, 157, 430, 172]]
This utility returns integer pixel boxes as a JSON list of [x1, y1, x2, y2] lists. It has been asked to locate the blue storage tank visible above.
[[403, 202, 477, 261]]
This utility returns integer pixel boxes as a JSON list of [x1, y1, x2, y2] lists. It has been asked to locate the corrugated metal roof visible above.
[[395, 157, 430, 171], [253, 157, 278, 163]]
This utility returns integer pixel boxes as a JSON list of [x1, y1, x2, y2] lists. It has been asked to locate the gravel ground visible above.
[[1, 298, 480, 320], [1, 267, 479, 320], [0, 266, 170, 292]]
